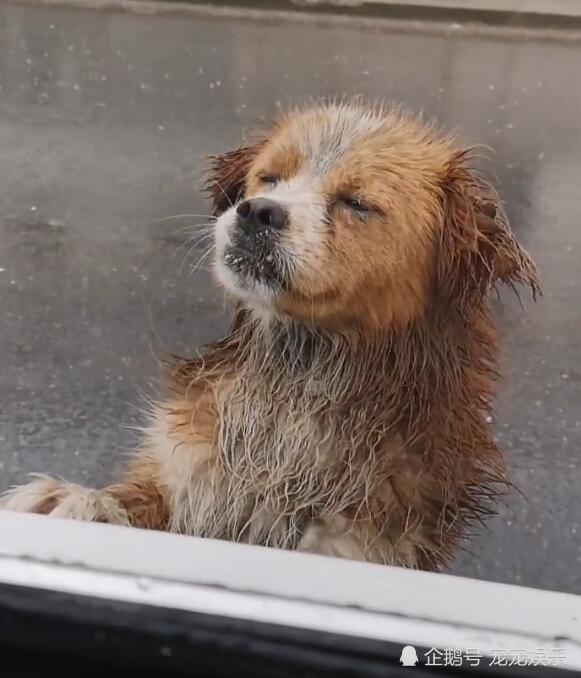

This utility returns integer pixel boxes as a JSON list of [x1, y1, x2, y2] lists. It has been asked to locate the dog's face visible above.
[[210, 104, 537, 330]]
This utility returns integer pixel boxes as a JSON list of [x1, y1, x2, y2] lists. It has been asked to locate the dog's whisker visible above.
[[189, 245, 215, 276], [169, 223, 216, 237], [213, 179, 234, 209], [178, 237, 215, 276], [173, 224, 215, 251], [143, 213, 216, 226], [170, 225, 216, 261]]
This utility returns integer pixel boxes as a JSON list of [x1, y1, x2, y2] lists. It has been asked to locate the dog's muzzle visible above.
[[223, 197, 288, 287]]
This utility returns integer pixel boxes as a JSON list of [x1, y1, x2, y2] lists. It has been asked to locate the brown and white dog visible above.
[[2, 102, 538, 570]]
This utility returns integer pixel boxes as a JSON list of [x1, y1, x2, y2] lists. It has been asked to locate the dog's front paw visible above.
[[1, 475, 130, 525], [1, 474, 66, 514]]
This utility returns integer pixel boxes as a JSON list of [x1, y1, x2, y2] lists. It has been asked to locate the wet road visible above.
[[0, 3, 580, 594]]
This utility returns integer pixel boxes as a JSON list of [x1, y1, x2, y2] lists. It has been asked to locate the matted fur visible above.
[[1, 102, 538, 570]]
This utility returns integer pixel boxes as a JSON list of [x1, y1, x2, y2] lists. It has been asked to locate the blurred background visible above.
[[0, 0, 580, 594]]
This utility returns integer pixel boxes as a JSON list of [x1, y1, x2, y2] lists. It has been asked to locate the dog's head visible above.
[[209, 103, 538, 330]]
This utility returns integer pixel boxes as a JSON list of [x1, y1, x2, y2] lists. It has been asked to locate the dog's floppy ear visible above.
[[205, 141, 265, 216], [437, 150, 540, 309]]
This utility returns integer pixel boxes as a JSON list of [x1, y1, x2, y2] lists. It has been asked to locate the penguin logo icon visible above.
[[400, 645, 419, 666]]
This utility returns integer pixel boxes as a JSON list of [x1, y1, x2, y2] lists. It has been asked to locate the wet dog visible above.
[[2, 102, 538, 569]]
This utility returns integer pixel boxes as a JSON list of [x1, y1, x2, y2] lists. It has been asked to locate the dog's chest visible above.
[[217, 378, 339, 487], [155, 360, 398, 547], [214, 375, 392, 527]]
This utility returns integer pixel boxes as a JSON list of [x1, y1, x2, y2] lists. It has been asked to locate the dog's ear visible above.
[[437, 150, 540, 310], [205, 141, 265, 216]]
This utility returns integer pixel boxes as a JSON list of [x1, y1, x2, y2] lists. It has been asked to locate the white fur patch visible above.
[[267, 172, 327, 272], [297, 517, 368, 560], [1, 475, 62, 512], [143, 408, 221, 535], [1, 475, 130, 525], [304, 105, 385, 174]]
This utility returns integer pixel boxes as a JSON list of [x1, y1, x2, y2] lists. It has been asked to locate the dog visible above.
[[2, 102, 538, 570]]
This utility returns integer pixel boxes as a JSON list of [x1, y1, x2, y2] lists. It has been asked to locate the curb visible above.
[[7, 0, 581, 40], [153, 0, 581, 28]]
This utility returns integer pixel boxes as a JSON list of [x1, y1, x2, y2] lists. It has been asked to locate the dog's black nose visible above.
[[236, 198, 287, 234]]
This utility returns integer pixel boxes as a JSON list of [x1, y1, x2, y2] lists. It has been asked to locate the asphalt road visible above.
[[0, 2, 579, 594]]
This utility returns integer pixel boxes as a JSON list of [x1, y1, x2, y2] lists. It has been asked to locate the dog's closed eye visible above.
[[336, 195, 376, 219], [258, 174, 280, 188]]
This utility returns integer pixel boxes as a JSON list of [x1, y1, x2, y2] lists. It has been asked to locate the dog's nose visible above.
[[236, 197, 287, 234]]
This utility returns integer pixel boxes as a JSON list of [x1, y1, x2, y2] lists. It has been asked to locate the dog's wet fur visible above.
[[2, 102, 538, 569]]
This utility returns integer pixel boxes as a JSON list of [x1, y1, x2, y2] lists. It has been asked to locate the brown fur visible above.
[[1, 103, 538, 570]]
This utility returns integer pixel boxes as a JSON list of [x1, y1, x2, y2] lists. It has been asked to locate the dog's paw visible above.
[[1, 474, 65, 514], [1, 475, 130, 525]]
